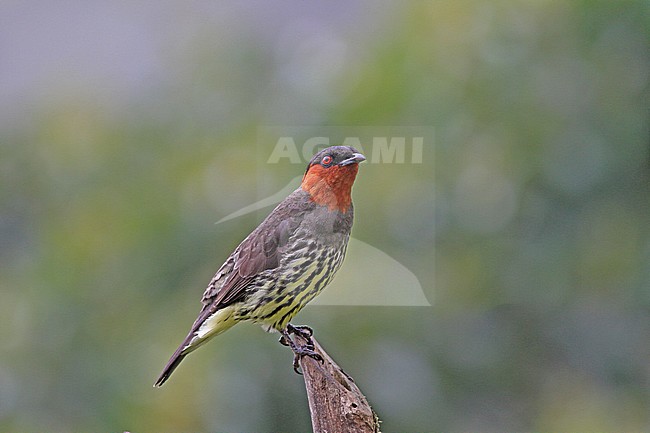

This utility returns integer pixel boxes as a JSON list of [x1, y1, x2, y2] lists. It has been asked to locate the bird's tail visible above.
[[154, 305, 238, 387], [154, 342, 189, 387]]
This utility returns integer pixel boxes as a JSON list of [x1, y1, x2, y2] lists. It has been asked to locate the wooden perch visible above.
[[293, 334, 381, 433]]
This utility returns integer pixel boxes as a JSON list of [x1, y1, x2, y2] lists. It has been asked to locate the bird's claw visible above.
[[287, 323, 314, 339], [280, 325, 323, 374], [287, 323, 315, 349], [292, 347, 324, 374]]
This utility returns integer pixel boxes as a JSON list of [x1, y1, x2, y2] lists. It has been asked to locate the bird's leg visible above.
[[279, 327, 324, 374], [287, 323, 313, 337], [287, 323, 315, 348]]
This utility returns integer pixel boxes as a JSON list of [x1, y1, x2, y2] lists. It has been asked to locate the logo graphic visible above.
[[217, 126, 434, 306], [267, 136, 424, 164]]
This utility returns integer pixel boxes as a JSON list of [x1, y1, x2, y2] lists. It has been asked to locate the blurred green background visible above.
[[1, 1, 649, 432]]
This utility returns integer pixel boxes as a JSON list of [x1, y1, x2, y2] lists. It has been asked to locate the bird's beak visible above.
[[339, 152, 366, 166]]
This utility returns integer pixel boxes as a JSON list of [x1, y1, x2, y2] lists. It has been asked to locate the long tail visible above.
[[154, 338, 191, 387], [154, 305, 238, 387]]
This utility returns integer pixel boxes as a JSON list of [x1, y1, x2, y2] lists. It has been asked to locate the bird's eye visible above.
[[321, 155, 333, 166]]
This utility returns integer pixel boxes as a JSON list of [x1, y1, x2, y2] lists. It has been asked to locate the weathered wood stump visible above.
[[293, 334, 381, 433]]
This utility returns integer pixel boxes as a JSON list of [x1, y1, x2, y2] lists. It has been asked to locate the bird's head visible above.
[[301, 146, 366, 213]]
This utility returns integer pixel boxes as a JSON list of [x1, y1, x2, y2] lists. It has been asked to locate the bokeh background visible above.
[[1, 1, 649, 432]]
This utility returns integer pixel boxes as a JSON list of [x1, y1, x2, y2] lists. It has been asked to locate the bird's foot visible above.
[[279, 327, 323, 374], [287, 323, 313, 339], [279, 324, 313, 346], [291, 346, 324, 374], [287, 323, 315, 348]]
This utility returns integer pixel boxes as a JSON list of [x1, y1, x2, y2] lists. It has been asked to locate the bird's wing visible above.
[[198, 209, 302, 313]]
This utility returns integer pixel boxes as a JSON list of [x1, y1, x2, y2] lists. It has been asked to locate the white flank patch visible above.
[[195, 306, 238, 340]]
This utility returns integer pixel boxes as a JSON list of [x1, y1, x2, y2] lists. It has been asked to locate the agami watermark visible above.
[[268, 135, 425, 164], [215, 126, 434, 307]]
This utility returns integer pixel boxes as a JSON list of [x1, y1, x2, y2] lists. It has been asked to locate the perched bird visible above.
[[154, 145, 365, 386]]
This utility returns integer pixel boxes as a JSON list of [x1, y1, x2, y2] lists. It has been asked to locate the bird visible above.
[[154, 145, 365, 386]]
